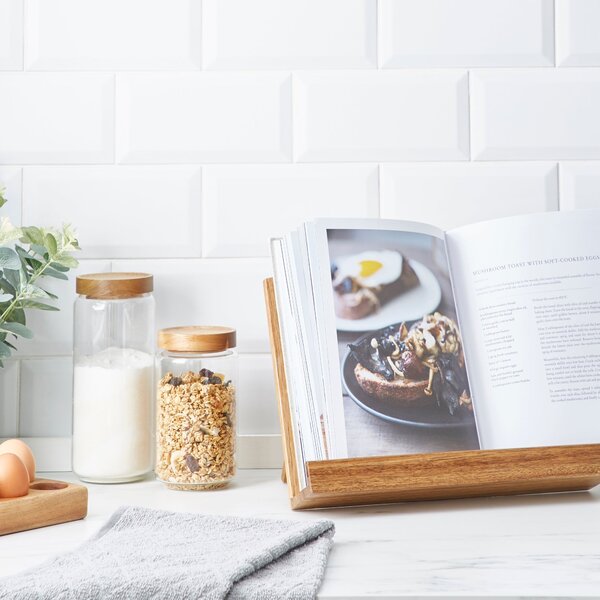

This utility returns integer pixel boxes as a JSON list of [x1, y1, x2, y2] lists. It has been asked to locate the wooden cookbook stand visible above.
[[264, 278, 600, 510]]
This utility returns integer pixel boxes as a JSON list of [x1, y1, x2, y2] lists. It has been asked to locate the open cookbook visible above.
[[271, 210, 600, 489]]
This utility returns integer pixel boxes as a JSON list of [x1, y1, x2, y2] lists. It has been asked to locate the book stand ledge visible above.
[[264, 278, 600, 510]]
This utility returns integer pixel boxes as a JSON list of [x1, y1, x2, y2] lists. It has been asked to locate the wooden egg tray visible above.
[[0, 479, 88, 535]]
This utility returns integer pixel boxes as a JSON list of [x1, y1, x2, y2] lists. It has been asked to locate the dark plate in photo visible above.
[[341, 325, 476, 429]]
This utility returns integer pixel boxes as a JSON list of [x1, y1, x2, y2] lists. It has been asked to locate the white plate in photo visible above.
[[335, 260, 442, 332]]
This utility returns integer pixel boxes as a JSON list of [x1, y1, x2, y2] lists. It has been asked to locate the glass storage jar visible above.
[[72, 273, 155, 483], [156, 326, 237, 490]]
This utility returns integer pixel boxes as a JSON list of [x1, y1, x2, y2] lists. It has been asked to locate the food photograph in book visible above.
[[327, 227, 480, 457]]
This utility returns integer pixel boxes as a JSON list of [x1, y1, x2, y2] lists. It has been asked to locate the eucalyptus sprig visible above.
[[0, 188, 80, 365]]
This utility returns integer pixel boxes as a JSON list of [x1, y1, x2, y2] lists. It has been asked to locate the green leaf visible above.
[[19, 300, 58, 311], [3, 268, 21, 291], [0, 247, 21, 270], [49, 262, 69, 273], [10, 307, 26, 325], [15, 246, 43, 269], [53, 254, 78, 269], [0, 322, 33, 338], [45, 232, 57, 255], [0, 341, 12, 358], [20, 226, 45, 247], [42, 266, 68, 280], [29, 244, 49, 259], [0, 277, 16, 295], [0, 187, 6, 209], [22, 284, 51, 300]]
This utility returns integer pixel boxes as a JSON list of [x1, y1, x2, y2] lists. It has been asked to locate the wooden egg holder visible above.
[[0, 479, 88, 535], [264, 278, 600, 510]]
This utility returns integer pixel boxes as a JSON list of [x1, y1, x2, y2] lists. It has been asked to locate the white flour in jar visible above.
[[72, 347, 154, 482]]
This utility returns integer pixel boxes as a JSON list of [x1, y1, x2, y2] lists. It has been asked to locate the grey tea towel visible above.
[[0, 506, 335, 600]]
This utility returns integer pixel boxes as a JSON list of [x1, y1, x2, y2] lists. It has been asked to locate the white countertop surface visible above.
[[1, 469, 600, 598]]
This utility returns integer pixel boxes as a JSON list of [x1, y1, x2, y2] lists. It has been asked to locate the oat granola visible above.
[[156, 370, 235, 490]]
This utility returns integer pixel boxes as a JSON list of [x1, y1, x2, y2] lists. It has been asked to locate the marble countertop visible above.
[[1, 469, 600, 597]]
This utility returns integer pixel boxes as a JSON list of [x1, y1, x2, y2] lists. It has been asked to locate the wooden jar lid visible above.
[[158, 326, 237, 353], [76, 273, 153, 299]]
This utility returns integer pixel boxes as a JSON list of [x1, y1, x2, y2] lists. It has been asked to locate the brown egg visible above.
[[0, 439, 36, 482], [0, 453, 29, 498]]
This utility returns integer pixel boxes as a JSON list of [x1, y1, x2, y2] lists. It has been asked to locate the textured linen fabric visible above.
[[0, 506, 335, 600]]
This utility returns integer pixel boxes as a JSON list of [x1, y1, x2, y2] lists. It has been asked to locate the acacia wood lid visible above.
[[76, 273, 153, 299], [158, 326, 237, 353]]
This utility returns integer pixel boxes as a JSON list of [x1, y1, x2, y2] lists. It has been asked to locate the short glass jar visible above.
[[156, 326, 237, 490], [72, 273, 155, 484]]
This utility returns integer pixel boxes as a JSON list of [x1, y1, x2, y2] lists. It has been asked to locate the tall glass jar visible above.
[[156, 326, 237, 490], [72, 273, 155, 483]]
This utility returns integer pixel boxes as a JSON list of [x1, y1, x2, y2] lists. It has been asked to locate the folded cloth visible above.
[[0, 506, 335, 600]]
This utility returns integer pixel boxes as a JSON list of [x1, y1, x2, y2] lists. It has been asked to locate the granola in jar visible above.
[[156, 326, 237, 490]]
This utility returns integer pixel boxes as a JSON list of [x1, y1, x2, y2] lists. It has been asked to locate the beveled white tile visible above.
[[0, 361, 19, 437], [380, 0, 554, 68], [237, 354, 279, 435], [113, 258, 272, 353], [25, 0, 201, 70], [15, 260, 110, 357], [294, 71, 469, 162], [23, 166, 201, 258], [556, 0, 600, 66], [0, 73, 114, 164], [471, 69, 600, 160], [380, 163, 558, 229], [19, 357, 73, 437], [559, 162, 600, 210], [0, 167, 22, 227], [117, 73, 292, 163], [203, 0, 376, 69], [0, 0, 23, 70], [202, 164, 379, 257]]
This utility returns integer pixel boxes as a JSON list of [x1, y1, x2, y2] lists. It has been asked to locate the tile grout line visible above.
[[113, 73, 117, 164], [15, 359, 21, 437], [20, 0, 25, 70], [376, 163, 382, 218], [553, 0, 558, 67], [375, 0, 379, 69], [466, 70, 472, 162], [19, 167, 24, 225], [290, 72, 295, 163]]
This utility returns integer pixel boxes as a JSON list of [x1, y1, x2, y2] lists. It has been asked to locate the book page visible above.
[[446, 210, 600, 450], [270, 238, 309, 488], [308, 218, 479, 459]]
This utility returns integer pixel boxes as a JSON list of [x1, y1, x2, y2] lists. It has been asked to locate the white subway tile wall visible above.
[[379, 0, 554, 68], [23, 167, 202, 258], [293, 70, 470, 161], [116, 72, 292, 163], [380, 163, 558, 229], [202, 164, 379, 256], [470, 70, 600, 160], [0, 73, 114, 164], [0, 0, 23, 70], [559, 162, 600, 210], [0, 1, 598, 467], [25, 0, 202, 70], [0, 167, 22, 226], [556, 0, 600, 66], [0, 362, 19, 438], [19, 358, 73, 437], [203, 0, 377, 69]]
